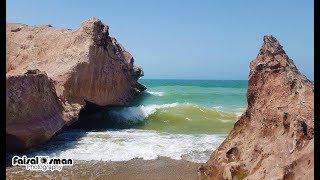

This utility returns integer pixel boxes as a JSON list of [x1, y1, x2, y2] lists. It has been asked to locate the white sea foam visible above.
[[212, 106, 222, 109], [211, 105, 245, 118], [146, 91, 165, 96], [27, 129, 226, 163], [236, 107, 246, 117], [236, 112, 243, 117], [108, 103, 180, 121]]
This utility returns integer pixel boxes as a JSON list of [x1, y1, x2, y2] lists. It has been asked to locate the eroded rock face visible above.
[[7, 17, 144, 114], [198, 35, 314, 179], [6, 18, 145, 152], [6, 71, 65, 152]]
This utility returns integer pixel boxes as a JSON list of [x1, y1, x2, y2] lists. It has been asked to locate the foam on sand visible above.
[[26, 129, 226, 163]]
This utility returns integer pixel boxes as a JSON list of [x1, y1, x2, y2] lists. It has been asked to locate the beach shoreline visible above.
[[6, 157, 200, 180]]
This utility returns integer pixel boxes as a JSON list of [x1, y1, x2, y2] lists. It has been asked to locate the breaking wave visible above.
[[107, 103, 241, 134], [146, 91, 165, 96]]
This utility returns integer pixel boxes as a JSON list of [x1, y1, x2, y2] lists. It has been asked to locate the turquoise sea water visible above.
[[109, 79, 248, 134], [25, 79, 248, 163], [137, 79, 247, 109]]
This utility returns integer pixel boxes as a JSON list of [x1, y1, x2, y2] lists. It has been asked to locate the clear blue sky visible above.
[[7, 0, 314, 80]]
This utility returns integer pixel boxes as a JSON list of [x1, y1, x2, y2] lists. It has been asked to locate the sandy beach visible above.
[[6, 157, 200, 180]]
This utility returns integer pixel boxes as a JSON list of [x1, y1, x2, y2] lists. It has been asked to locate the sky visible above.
[[7, 0, 314, 80]]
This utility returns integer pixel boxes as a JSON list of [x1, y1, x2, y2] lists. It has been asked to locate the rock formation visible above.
[[6, 17, 145, 152], [6, 70, 65, 152], [198, 35, 314, 179]]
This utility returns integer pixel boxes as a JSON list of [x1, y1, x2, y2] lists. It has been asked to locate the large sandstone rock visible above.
[[6, 18, 145, 152], [198, 35, 314, 179], [6, 70, 65, 152], [7, 17, 143, 108]]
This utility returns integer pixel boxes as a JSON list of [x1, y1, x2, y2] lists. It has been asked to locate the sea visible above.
[[25, 79, 248, 163]]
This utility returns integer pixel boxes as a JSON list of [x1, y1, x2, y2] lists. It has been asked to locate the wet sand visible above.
[[6, 157, 201, 180]]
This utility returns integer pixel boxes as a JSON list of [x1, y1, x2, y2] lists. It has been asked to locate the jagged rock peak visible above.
[[261, 35, 285, 54], [80, 17, 109, 37], [250, 35, 298, 76]]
